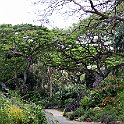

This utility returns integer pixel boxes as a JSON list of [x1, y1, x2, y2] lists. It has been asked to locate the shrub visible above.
[[0, 107, 12, 124], [64, 112, 75, 120], [116, 90, 124, 121], [80, 96, 91, 109], [73, 108, 84, 118], [102, 96, 116, 106], [46, 83, 86, 108], [94, 106, 118, 123], [80, 108, 95, 122], [64, 108, 85, 120], [0, 91, 47, 124], [5, 105, 24, 123], [89, 90, 103, 108]]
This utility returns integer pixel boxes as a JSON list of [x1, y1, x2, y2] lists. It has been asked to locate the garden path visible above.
[[45, 109, 100, 124]]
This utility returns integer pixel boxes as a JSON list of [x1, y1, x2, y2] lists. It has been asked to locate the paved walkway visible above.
[[45, 109, 100, 124]]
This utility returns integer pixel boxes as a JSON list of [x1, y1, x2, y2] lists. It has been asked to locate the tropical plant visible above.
[[0, 91, 47, 124]]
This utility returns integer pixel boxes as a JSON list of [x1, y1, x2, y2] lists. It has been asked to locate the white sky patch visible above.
[[0, 0, 111, 29], [0, 0, 37, 25], [0, 0, 80, 29]]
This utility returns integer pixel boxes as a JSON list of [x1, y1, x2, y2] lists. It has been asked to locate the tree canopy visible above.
[[34, 0, 124, 87], [0, 24, 51, 86], [0, 0, 124, 90]]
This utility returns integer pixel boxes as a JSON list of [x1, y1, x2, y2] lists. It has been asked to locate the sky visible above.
[[0, 0, 36, 25], [0, 0, 79, 29]]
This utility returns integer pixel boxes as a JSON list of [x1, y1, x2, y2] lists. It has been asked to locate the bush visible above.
[[64, 112, 75, 120], [0, 106, 12, 124], [80, 108, 95, 122], [80, 96, 91, 109], [94, 106, 118, 124], [89, 90, 103, 108], [5, 104, 24, 123], [0, 91, 47, 124], [46, 83, 86, 108], [64, 108, 84, 120], [73, 108, 85, 118], [91, 85, 124, 123], [116, 90, 124, 121]]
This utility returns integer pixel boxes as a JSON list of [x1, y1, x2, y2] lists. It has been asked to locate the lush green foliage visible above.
[[64, 70, 124, 123], [0, 24, 51, 86], [0, 91, 47, 124], [0, 1, 124, 122], [43, 83, 86, 108], [113, 22, 124, 52]]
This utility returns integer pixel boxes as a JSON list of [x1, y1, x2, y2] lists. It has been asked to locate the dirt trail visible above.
[[45, 109, 100, 124]]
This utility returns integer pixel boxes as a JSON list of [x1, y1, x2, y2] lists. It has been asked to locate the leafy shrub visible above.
[[102, 96, 116, 106], [47, 83, 86, 108], [88, 90, 103, 108], [22, 90, 49, 105], [80, 96, 91, 109], [91, 81, 124, 123], [116, 90, 124, 121], [94, 106, 118, 124], [64, 98, 73, 106], [5, 105, 24, 123], [64, 108, 84, 120], [0, 106, 12, 124], [0, 91, 47, 124], [72, 108, 85, 119], [23, 103, 47, 124], [64, 112, 75, 120], [80, 108, 95, 122]]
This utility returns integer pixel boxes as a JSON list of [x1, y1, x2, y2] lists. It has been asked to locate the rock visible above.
[[85, 118, 92, 122], [0, 81, 9, 93]]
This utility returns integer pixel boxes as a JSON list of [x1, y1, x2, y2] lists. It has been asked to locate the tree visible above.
[[0, 24, 52, 90], [37, 18, 124, 88], [33, 0, 124, 87]]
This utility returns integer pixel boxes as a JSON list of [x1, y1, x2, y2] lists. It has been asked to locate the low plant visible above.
[[0, 91, 47, 124], [116, 90, 124, 121], [5, 104, 24, 123], [102, 96, 116, 106], [80, 108, 95, 122], [88, 90, 103, 108], [0, 107, 12, 124], [80, 96, 91, 109], [63, 108, 84, 120], [94, 106, 118, 124], [64, 112, 75, 120], [45, 83, 86, 109]]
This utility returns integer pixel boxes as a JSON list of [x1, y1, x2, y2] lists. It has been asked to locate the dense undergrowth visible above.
[[24, 69, 124, 124], [0, 70, 123, 124], [25, 69, 124, 124], [63, 70, 124, 124], [0, 91, 47, 124]]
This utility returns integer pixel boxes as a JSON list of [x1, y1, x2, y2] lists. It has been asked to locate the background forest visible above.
[[0, 0, 124, 124]]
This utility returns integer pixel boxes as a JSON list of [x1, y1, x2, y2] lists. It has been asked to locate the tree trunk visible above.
[[23, 58, 31, 84], [93, 63, 124, 88], [23, 71, 27, 84], [20, 59, 31, 96], [93, 75, 103, 88], [48, 67, 52, 97]]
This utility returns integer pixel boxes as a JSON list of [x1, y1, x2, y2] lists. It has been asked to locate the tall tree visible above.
[[33, 0, 124, 87], [39, 18, 124, 87], [0, 24, 52, 89]]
